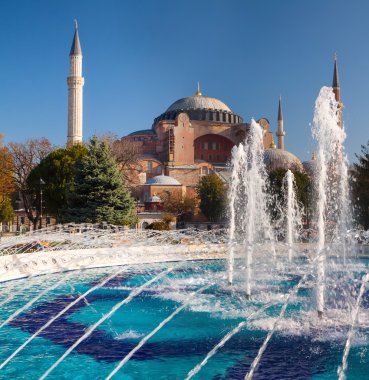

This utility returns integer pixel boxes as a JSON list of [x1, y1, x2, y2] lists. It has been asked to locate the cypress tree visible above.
[[61, 136, 137, 225]]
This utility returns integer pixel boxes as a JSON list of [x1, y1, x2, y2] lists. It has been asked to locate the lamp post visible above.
[[15, 198, 21, 233], [39, 178, 45, 229]]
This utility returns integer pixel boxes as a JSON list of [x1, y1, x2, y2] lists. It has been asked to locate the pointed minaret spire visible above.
[[278, 95, 283, 121], [67, 20, 84, 147], [332, 52, 342, 128], [333, 52, 340, 88], [276, 96, 285, 150], [195, 81, 202, 96], [70, 19, 82, 56]]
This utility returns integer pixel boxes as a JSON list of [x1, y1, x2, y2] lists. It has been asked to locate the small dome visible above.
[[302, 160, 318, 176], [264, 149, 303, 172], [145, 175, 182, 186], [302, 152, 318, 176], [166, 96, 232, 113]]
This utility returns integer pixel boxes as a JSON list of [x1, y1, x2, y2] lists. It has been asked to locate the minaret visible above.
[[332, 53, 342, 128], [276, 96, 285, 150], [67, 20, 84, 147]]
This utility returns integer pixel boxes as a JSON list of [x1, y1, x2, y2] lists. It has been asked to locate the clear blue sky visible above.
[[0, 0, 368, 161]]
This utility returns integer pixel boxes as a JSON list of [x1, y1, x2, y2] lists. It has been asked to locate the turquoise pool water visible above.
[[0, 258, 368, 379]]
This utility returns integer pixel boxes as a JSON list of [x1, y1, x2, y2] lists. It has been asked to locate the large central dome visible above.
[[153, 84, 242, 125], [166, 95, 232, 113]]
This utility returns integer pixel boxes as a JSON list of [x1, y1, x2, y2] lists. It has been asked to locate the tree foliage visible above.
[[0, 140, 15, 206], [352, 141, 369, 229], [7, 138, 53, 229], [268, 169, 311, 226], [147, 215, 174, 231], [268, 169, 310, 207], [161, 190, 197, 220], [27, 144, 87, 219], [60, 136, 137, 225], [197, 173, 226, 222], [111, 137, 142, 185], [0, 196, 14, 223]]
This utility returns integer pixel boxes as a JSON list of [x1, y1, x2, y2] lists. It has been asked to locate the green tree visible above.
[[0, 197, 14, 223], [27, 144, 87, 219], [268, 169, 311, 221], [197, 173, 226, 222], [0, 196, 14, 235], [352, 141, 369, 229], [60, 136, 137, 225]]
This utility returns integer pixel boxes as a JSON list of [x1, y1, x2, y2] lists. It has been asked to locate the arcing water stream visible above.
[[39, 268, 173, 379]]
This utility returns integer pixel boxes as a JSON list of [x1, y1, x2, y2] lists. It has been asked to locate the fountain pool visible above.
[[0, 254, 368, 380]]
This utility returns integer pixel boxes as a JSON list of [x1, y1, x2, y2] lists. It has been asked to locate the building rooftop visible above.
[[166, 95, 232, 113], [128, 129, 156, 136], [144, 175, 182, 186], [264, 148, 303, 172]]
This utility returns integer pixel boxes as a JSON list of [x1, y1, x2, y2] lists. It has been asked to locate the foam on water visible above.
[[114, 330, 145, 340]]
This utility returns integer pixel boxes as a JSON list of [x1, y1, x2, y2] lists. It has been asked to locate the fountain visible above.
[[227, 119, 273, 297], [283, 169, 303, 261], [0, 88, 368, 379], [312, 86, 351, 318]]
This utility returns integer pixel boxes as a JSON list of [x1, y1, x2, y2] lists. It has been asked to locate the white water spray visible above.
[[282, 170, 302, 261], [228, 144, 243, 285], [228, 119, 272, 297], [337, 273, 369, 380], [312, 86, 349, 317]]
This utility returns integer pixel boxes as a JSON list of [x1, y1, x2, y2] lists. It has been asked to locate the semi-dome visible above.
[[166, 96, 232, 113], [128, 129, 156, 136], [144, 175, 181, 186], [264, 148, 303, 172]]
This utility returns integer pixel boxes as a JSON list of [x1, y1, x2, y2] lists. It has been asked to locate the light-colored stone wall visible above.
[[67, 54, 84, 147]]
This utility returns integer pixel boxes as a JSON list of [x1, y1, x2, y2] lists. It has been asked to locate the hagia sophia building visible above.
[[66, 24, 341, 208]]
